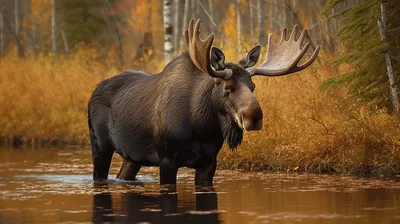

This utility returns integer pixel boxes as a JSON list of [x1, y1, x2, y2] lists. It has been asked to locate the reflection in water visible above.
[[92, 184, 220, 224], [1, 148, 400, 224]]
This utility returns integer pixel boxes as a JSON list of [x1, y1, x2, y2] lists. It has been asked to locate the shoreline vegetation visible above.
[[1, 47, 399, 178]]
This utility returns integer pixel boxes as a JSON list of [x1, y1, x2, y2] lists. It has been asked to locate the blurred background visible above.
[[0, 0, 399, 175]]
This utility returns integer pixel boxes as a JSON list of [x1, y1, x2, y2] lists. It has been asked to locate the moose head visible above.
[[184, 19, 320, 132]]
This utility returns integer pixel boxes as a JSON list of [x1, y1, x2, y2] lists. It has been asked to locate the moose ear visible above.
[[211, 47, 225, 70], [238, 45, 261, 68]]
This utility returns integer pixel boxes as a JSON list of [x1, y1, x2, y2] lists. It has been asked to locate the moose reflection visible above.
[[92, 184, 220, 224]]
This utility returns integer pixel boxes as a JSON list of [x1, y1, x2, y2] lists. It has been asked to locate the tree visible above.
[[0, 4, 3, 55], [163, 0, 173, 62], [377, 0, 399, 113], [257, 0, 265, 46], [322, 0, 400, 112], [248, 0, 254, 36], [51, 0, 56, 55], [237, 0, 241, 54], [173, 0, 180, 53]]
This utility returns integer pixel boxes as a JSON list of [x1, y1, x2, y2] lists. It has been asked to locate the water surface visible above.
[[0, 147, 399, 223]]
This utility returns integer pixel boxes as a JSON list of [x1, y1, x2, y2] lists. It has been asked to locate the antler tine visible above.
[[184, 19, 232, 79], [249, 26, 320, 77], [297, 28, 307, 46], [279, 27, 288, 44], [193, 19, 201, 40], [188, 19, 194, 39], [289, 25, 299, 41], [290, 45, 320, 73]]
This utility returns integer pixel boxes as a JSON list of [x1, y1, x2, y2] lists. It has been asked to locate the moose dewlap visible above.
[[88, 19, 319, 186]]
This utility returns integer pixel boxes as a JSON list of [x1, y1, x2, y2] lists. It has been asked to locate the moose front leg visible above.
[[159, 158, 178, 185], [195, 157, 217, 186]]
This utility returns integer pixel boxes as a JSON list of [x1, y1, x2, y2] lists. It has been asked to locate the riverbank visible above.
[[1, 49, 399, 178]]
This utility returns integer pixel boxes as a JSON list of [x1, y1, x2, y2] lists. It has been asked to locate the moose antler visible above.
[[249, 26, 320, 77], [184, 19, 232, 79]]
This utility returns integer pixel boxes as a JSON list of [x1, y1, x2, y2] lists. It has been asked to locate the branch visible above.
[[196, 0, 232, 48]]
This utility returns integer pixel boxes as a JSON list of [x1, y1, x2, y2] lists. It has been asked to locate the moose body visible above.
[[88, 20, 319, 186]]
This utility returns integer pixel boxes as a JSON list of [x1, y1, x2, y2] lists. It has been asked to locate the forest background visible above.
[[0, 0, 400, 177]]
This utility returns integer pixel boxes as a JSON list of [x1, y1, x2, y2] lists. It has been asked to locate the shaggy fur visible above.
[[88, 51, 259, 185]]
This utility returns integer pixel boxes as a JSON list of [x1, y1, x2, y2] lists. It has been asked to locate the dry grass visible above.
[[1, 46, 399, 176]]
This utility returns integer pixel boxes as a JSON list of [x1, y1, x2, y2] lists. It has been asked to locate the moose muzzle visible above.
[[235, 88, 263, 131]]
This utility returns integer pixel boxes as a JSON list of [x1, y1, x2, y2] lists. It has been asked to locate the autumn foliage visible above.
[[0, 0, 399, 176]]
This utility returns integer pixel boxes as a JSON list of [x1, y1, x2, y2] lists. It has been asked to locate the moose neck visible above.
[[166, 52, 243, 149]]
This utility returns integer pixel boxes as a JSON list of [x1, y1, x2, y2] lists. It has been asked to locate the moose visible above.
[[88, 19, 319, 186]]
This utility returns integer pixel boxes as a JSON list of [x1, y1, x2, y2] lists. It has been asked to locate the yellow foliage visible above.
[[0, 44, 399, 175]]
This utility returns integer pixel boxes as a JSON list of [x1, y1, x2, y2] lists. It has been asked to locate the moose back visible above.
[[88, 19, 319, 186]]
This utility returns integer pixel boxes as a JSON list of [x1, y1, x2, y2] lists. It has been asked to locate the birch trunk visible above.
[[164, 0, 173, 62], [268, 0, 275, 32], [191, 0, 195, 18], [14, 0, 19, 36], [257, 0, 266, 45], [182, 0, 189, 36], [237, 0, 241, 54], [249, 0, 254, 36], [51, 0, 57, 54], [173, 0, 180, 53], [378, 0, 399, 113], [208, 0, 213, 18], [208, 0, 214, 33]]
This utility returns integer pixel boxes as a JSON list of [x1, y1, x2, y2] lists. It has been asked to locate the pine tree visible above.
[[322, 0, 400, 111]]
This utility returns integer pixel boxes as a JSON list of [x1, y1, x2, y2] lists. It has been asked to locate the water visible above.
[[0, 148, 400, 224]]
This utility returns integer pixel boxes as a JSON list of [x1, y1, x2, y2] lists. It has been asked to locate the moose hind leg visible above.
[[92, 140, 115, 181], [90, 119, 115, 181], [117, 159, 141, 181]]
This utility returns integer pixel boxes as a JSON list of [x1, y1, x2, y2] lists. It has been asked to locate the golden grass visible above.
[[1, 46, 399, 176]]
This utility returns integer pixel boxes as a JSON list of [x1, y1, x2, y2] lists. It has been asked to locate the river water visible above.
[[0, 147, 399, 224]]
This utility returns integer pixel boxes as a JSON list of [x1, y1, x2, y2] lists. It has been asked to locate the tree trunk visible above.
[[191, 0, 196, 18], [163, 0, 173, 62], [51, 0, 57, 55], [14, 0, 23, 57], [103, 0, 123, 68], [14, 0, 19, 35], [1, 5, 24, 57], [249, 0, 254, 36], [208, 0, 213, 18], [182, 0, 189, 36], [268, 0, 275, 32], [257, 0, 266, 46], [197, 0, 232, 48], [173, 0, 180, 53], [237, 0, 241, 54], [378, 0, 399, 114], [0, 7, 3, 56]]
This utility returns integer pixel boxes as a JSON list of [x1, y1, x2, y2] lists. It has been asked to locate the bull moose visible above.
[[88, 19, 319, 186]]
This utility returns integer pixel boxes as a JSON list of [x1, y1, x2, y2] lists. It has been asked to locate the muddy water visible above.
[[0, 148, 400, 224]]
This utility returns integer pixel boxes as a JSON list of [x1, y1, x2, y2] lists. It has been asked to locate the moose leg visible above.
[[92, 141, 115, 181], [159, 158, 178, 185], [195, 157, 217, 186], [90, 121, 115, 180], [116, 159, 141, 180]]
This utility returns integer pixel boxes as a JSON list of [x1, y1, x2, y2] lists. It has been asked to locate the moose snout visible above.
[[237, 102, 263, 131]]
